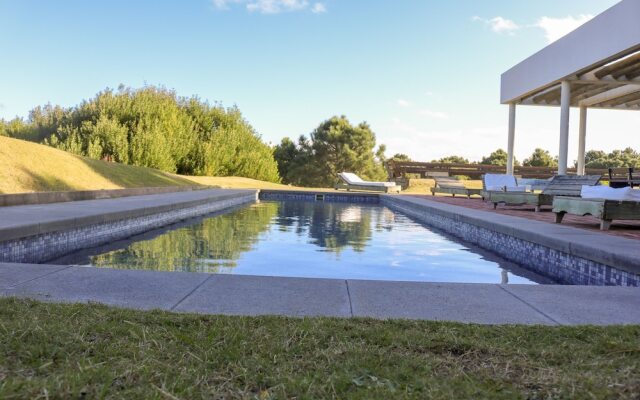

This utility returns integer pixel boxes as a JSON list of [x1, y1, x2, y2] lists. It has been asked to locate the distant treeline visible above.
[[0, 86, 280, 182], [421, 147, 640, 169]]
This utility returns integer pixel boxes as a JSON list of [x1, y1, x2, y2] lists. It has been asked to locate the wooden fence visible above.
[[386, 161, 607, 180]]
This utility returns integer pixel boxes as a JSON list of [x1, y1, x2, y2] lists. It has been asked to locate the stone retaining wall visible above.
[[0, 186, 206, 207]]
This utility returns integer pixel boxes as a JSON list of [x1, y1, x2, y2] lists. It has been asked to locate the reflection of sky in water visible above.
[[54, 201, 552, 284]]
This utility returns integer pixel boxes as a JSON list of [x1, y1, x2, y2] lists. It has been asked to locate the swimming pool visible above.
[[50, 201, 553, 284]]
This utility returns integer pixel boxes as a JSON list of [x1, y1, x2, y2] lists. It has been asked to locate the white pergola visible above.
[[501, 0, 640, 175]]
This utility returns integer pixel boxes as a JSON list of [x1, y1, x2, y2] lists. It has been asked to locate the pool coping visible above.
[[1, 264, 639, 325], [0, 188, 258, 242], [381, 195, 640, 278], [0, 185, 208, 207], [0, 188, 638, 324]]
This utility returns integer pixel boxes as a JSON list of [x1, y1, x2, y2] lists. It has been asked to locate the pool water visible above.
[[50, 201, 553, 284]]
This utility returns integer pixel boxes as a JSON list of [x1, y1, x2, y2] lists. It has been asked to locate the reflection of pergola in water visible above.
[[501, 0, 640, 176]]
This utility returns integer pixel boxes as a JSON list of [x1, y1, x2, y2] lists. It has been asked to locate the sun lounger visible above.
[[335, 172, 401, 193], [608, 167, 640, 188], [482, 174, 530, 192], [430, 177, 482, 198], [553, 185, 640, 230], [517, 178, 552, 191], [487, 175, 601, 212], [481, 174, 531, 200]]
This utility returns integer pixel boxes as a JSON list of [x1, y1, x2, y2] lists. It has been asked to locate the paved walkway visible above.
[[415, 195, 640, 241], [1, 263, 639, 325]]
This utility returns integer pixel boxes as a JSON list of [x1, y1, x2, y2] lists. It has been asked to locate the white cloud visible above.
[[472, 16, 520, 35], [418, 109, 449, 119], [311, 2, 326, 14], [534, 14, 593, 43], [213, 0, 325, 14], [473, 13, 594, 43], [396, 99, 412, 108], [247, 0, 307, 14], [212, 0, 240, 10]]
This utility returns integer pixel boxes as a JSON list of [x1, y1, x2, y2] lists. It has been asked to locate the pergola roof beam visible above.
[[594, 52, 640, 78], [596, 91, 640, 107], [579, 85, 640, 107], [571, 86, 612, 103], [532, 86, 561, 104]]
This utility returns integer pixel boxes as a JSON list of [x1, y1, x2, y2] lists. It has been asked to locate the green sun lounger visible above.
[[553, 186, 640, 230], [487, 175, 601, 212], [430, 177, 482, 198]]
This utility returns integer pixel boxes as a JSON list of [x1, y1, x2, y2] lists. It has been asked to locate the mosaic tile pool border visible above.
[[382, 197, 639, 287], [0, 194, 256, 264], [259, 191, 380, 203]]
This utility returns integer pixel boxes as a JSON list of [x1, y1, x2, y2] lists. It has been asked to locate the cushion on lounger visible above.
[[483, 174, 524, 191], [580, 185, 640, 201], [518, 178, 552, 191], [339, 172, 396, 187]]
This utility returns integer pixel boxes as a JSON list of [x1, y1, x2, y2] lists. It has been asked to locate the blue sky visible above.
[[1, 0, 637, 162]]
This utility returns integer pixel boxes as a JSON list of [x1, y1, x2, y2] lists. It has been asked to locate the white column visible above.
[[577, 106, 587, 175], [558, 81, 571, 175], [507, 103, 516, 175]]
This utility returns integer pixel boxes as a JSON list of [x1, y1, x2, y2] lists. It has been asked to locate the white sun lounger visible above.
[[336, 172, 401, 193]]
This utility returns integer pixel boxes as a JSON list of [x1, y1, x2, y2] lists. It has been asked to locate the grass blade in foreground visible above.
[[0, 298, 638, 399]]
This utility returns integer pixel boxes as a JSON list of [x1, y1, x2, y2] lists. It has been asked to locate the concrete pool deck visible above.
[[1, 263, 639, 325], [0, 189, 638, 325]]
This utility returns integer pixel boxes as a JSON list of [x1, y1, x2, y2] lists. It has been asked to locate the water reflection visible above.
[[51, 201, 552, 284], [53, 202, 279, 273], [274, 202, 399, 254]]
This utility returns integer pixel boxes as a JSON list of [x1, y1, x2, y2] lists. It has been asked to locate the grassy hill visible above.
[[0, 136, 195, 193], [1, 136, 477, 195], [0, 136, 319, 194]]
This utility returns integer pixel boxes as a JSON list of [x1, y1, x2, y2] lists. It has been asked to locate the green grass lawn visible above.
[[0, 136, 326, 194], [1, 298, 638, 399]]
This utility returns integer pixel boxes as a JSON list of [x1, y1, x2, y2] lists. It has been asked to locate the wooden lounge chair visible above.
[[335, 172, 401, 193], [608, 167, 639, 188], [553, 185, 640, 230], [430, 177, 482, 198], [487, 175, 601, 212], [481, 174, 531, 200]]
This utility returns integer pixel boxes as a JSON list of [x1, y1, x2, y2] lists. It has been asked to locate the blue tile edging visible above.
[[382, 196, 639, 287], [259, 190, 379, 203], [0, 193, 256, 264]]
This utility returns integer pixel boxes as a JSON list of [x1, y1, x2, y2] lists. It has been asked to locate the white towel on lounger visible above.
[[580, 185, 640, 201]]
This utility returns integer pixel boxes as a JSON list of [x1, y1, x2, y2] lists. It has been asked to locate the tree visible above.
[[273, 137, 300, 183], [0, 117, 35, 140], [523, 148, 557, 167], [274, 116, 387, 187], [480, 148, 519, 166], [388, 153, 412, 162], [433, 155, 470, 164], [584, 147, 640, 169], [8, 85, 280, 182]]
